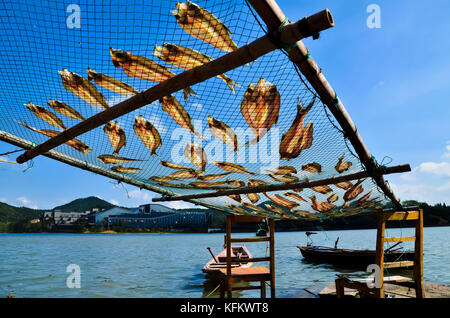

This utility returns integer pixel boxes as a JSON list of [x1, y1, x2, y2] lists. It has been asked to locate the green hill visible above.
[[52, 196, 115, 212], [0, 196, 116, 223], [0, 202, 43, 223]]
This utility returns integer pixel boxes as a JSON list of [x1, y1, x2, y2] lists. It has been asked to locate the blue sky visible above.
[[0, 0, 449, 210]]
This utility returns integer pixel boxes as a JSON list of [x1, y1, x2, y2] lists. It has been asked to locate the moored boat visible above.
[[203, 245, 253, 281], [297, 245, 415, 269]]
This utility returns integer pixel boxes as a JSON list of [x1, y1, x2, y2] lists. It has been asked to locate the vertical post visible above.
[[269, 219, 276, 298], [375, 213, 385, 298], [414, 209, 425, 298], [260, 281, 266, 298], [226, 215, 232, 298]]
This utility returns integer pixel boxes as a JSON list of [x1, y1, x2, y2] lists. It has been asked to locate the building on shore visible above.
[[89, 204, 211, 231]]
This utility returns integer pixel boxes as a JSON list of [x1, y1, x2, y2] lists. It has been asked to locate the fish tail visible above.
[[222, 75, 242, 94], [182, 86, 199, 103]]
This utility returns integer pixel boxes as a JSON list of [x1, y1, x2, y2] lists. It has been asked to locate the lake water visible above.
[[0, 227, 449, 298]]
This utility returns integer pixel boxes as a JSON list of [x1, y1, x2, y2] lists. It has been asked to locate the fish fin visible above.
[[222, 76, 242, 94], [245, 136, 259, 146], [182, 86, 198, 103]]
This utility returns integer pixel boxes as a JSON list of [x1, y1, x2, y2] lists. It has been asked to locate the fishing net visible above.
[[0, 0, 395, 220]]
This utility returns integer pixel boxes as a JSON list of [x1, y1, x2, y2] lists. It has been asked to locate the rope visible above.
[[204, 284, 221, 298], [0, 148, 24, 156]]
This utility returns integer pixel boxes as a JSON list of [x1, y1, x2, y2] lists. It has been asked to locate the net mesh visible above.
[[0, 0, 394, 220]]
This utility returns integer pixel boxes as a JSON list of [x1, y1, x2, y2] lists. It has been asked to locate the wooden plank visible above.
[[414, 209, 425, 298], [269, 219, 276, 298], [247, 0, 404, 210], [384, 211, 419, 221], [153, 164, 411, 201], [230, 237, 270, 243], [384, 236, 415, 243], [245, 257, 271, 263], [375, 212, 386, 297], [16, 9, 334, 165], [384, 261, 414, 268], [230, 215, 263, 223]]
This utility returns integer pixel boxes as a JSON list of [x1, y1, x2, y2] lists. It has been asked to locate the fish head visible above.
[[24, 102, 37, 112], [58, 69, 82, 86], [173, 1, 201, 25], [154, 43, 179, 62], [109, 47, 131, 67], [87, 68, 98, 81]]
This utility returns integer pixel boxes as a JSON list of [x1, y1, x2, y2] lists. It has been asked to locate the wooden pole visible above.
[[247, 0, 403, 210], [268, 218, 276, 298], [152, 164, 411, 202], [16, 9, 334, 165], [226, 215, 232, 298], [375, 212, 386, 298], [414, 209, 425, 298]]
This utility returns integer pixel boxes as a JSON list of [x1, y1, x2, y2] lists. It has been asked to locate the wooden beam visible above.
[[247, 0, 403, 210], [152, 164, 411, 202], [16, 9, 334, 165], [383, 211, 419, 221]]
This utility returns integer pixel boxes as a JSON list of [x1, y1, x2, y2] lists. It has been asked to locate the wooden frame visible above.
[[152, 164, 410, 202], [335, 209, 425, 298], [220, 215, 275, 298]]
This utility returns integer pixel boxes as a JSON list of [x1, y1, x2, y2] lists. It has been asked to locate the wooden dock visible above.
[[318, 282, 450, 298]]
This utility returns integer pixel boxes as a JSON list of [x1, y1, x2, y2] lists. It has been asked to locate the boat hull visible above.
[[298, 246, 415, 269]]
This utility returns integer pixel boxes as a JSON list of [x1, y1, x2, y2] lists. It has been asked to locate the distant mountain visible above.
[[0, 196, 116, 223], [0, 202, 43, 223], [52, 196, 115, 212]]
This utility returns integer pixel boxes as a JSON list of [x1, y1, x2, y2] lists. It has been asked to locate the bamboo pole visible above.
[[152, 164, 411, 202], [16, 9, 334, 165], [246, 0, 403, 210]]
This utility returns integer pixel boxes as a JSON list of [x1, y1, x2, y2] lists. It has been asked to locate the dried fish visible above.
[[58, 69, 109, 110], [279, 97, 315, 160], [241, 202, 266, 213], [327, 193, 339, 203], [262, 165, 297, 175], [97, 155, 144, 164], [228, 194, 242, 203], [160, 95, 204, 139], [149, 176, 177, 183], [284, 192, 307, 202], [241, 78, 280, 145], [160, 161, 193, 171], [169, 169, 199, 179], [104, 121, 126, 155], [197, 172, 231, 181], [264, 204, 285, 214], [110, 47, 197, 102], [264, 193, 299, 209], [87, 68, 139, 96], [343, 180, 364, 202], [225, 203, 251, 215], [248, 178, 269, 186], [334, 181, 353, 190], [17, 120, 91, 154], [154, 43, 240, 92], [111, 165, 141, 173], [47, 99, 85, 121], [184, 142, 207, 171], [189, 181, 229, 188], [310, 195, 335, 213], [133, 115, 162, 156], [301, 162, 322, 174], [208, 116, 238, 151], [172, 1, 238, 52], [245, 192, 260, 204], [311, 185, 333, 195], [25, 102, 66, 130], [212, 160, 255, 175], [269, 174, 299, 183], [335, 154, 352, 173], [226, 179, 246, 188]]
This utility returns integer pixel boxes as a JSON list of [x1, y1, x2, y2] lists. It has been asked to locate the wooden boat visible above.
[[297, 245, 415, 269], [203, 245, 253, 280]]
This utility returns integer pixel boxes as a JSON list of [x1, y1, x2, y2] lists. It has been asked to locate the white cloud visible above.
[[0, 197, 7, 203], [15, 196, 38, 209], [110, 199, 119, 206], [392, 142, 450, 204]]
